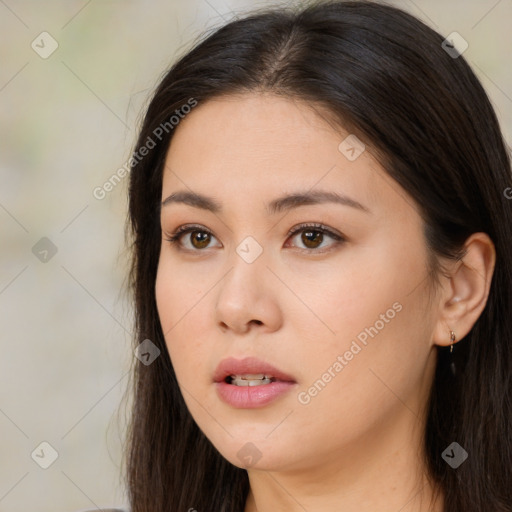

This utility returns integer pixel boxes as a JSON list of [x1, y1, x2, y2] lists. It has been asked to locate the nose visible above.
[[214, 248, 283, 335]]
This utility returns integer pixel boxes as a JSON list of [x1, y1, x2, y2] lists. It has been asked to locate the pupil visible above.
[[192, 231, 210, 249], [302, 230, 322, 248]]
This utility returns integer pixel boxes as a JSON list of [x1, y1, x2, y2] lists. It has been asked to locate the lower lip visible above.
[[215, 380, 296, 408]]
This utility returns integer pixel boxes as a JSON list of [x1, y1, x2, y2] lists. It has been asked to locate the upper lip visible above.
[[213, 357, 296, 383]]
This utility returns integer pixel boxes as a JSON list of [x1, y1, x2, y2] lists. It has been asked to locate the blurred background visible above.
[[0, 0, 511, 510]]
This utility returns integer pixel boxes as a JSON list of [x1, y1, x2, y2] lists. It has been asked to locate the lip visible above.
[[213, 356, 297, 409], [213, 356, 296, 383]]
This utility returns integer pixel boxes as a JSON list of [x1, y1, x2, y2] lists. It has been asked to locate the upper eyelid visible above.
[[286, 223, 342, 238], [168, 223, 341, 237]]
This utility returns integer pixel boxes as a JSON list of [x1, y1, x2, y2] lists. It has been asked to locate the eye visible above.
[[285, 223, 345, 252], [164, 224, 221, 251], [164, 222, 345, 252]]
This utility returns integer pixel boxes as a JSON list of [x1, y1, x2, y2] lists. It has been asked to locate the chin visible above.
[[211, 437, 295, 471]]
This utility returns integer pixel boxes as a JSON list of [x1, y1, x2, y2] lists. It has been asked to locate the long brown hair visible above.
[[122, 1, 512, 510]]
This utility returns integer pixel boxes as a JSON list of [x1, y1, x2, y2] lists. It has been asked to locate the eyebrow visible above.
[[161, 189, 371, 215]]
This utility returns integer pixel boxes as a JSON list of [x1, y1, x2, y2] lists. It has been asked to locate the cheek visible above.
[[331, 226, 429, 336], [287, 241, 414, 348], [155, 250, 215, 329], [155, 256, 214, 386], [288, 231, 433, 401]]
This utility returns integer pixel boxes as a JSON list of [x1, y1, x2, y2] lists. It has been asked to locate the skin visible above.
[[155, 93, 495, 512]]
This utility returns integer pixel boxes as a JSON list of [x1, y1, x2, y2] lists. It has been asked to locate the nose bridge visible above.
[[234, 234, 266, 267], [214, 233, 281, 332], [224, 233, 267, 294]]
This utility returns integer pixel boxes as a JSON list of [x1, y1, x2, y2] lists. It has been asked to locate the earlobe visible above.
[[432, 232, 496, 348]]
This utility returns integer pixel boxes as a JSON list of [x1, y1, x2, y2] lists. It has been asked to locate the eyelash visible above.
[[164, 223, 345, 253]]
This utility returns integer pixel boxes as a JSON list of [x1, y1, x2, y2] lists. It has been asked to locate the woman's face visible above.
[[156, 93, 441, 473]]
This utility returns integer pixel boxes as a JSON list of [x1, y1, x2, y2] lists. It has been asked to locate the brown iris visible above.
[[301, 229, 323, 249], [190, 230, 211, 249]]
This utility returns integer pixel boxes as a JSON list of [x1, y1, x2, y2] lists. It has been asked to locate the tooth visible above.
[[230, 376, 273, 386], [248, 378, 272, 386], [230, 373, 266, 380]]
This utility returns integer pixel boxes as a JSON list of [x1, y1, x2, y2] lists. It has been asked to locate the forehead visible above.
[[161, 93, 415, 220], [166, 93, 344, 165]]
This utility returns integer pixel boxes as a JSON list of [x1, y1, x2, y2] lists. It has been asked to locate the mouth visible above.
[[213, 356, 296, 385], [213, 357, 297, 408], [224, 374, 277, 386]]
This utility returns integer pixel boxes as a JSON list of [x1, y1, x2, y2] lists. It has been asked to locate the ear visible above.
[[432, 232, 496, 348]]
